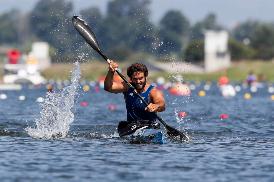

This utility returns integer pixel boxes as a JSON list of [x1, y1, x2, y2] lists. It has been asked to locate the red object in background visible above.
[[169, 84, 191, 96], [7, 49, 21, 64], [218, 76, 229, 86], [178, 111, 188, 118], [219, 113, 229, 120]]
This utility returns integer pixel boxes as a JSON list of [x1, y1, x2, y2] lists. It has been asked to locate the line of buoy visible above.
[[176, 111, 231, 120]]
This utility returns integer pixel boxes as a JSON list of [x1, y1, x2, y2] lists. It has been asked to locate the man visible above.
[[104, 60, 166, 136]]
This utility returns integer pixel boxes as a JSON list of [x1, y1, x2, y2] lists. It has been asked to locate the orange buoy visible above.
[[218, 76, 229, 86], [169, 83, 191, 96]]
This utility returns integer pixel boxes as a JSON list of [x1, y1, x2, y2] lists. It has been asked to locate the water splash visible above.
[[26, 62, 81, 139], [174, 108, 183, 123]]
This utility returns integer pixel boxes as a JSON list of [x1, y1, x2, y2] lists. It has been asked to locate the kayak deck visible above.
[[129, 128, 165, 144]]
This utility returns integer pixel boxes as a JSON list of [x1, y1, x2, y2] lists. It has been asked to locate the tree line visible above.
[[0, 0, 274, 62]]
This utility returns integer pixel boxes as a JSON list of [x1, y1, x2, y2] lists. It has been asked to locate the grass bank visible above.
[[41, 61, 129, 80], [148, 60, 274, 82], [1, 60, 273, 82], [39, 60, 274, 82]]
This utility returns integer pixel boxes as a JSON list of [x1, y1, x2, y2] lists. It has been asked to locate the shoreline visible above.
[[0, 60, 273, 82]]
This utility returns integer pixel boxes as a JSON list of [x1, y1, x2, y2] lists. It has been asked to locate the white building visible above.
[[204, 30, 231, 72], [29, 42, 51, 70]]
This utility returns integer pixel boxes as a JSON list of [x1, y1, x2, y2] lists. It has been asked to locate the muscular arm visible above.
[[146, 88, 166, 112], [104, 70, 128, 93]]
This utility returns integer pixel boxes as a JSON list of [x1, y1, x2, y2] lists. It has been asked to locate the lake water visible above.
[[0, 68, 273, 181]]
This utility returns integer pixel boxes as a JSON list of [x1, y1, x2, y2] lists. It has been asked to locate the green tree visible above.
[[80, 7, 103, 35], [250, 23, 274, 60], [100, 0, 156, 59], [160, 10, 190, 36], [228, 39, 255, 60], [158, 30, 183, 55], [29, 0, 74, 57], [0, 9, 20, 44], [232, 20, 260, 43], [158, 10, 190, 55], [190, 13, 223, 40], [184, 39, 204, 63]]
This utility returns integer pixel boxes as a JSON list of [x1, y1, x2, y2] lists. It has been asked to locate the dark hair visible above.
[[127, 63, 148, 78]]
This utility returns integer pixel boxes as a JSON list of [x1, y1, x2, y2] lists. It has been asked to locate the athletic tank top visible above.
[[123, 85, 157, 122]]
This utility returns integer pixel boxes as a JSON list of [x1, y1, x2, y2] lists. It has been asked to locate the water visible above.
[[0, 78, 273, 181], [26, 62, 81, 139]]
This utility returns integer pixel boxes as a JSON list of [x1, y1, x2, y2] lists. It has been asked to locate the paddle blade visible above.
[[72, 16, 101, 52], [165, 124, 189, 141]]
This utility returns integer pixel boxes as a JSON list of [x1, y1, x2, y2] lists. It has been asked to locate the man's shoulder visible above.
[[150, 85, 163, 95]]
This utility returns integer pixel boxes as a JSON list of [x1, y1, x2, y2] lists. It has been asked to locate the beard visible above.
[[132, 79, 146, 91]]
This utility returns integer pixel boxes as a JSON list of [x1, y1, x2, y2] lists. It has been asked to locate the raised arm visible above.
[[104, 60, 128, 93]]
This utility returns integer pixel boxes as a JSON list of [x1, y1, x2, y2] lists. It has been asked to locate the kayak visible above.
[[118, 120, 165, 144], [129, 128, 165, 144]]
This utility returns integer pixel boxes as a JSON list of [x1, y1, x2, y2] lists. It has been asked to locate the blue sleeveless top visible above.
[[123, 85, 157, 122]]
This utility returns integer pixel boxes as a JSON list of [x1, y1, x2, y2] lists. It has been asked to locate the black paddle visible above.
[[72, 16, 189, 141]]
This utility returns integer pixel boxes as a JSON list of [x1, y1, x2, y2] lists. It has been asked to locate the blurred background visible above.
[[1, 2, 274, 181], [0, 0, 274, 83]]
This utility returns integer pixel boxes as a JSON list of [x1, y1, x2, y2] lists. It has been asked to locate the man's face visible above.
[[130, 71, 146, 90]]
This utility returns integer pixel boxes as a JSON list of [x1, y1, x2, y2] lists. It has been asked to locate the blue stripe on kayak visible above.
[[130, 129, 165, 144]]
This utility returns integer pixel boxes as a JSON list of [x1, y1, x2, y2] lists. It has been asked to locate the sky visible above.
[[1, 0, 274, 28]]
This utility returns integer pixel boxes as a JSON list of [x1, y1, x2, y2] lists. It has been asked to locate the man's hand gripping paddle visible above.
[[72, 16, 189, 141]]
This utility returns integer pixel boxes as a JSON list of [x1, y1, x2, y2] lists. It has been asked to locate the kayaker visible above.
[[104, 60, 166, 136]]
